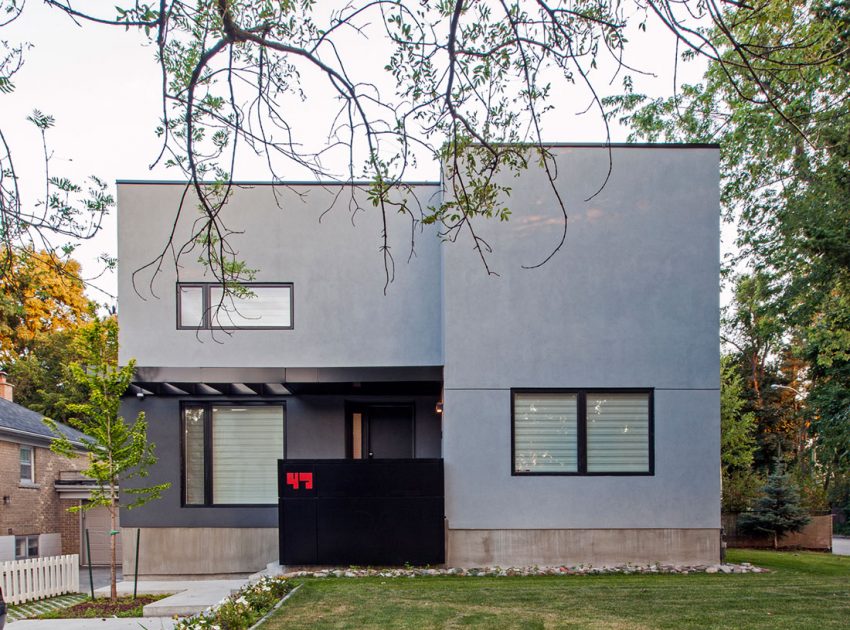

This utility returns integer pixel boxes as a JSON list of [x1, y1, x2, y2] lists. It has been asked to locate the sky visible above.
[[3, 1, 718, 303]]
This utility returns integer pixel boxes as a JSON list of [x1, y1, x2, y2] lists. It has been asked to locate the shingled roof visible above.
[[0, 397, 87, 446]]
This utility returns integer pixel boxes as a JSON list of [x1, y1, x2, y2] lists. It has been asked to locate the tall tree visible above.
[[46, 318, 169, 601], [720, 354, 760, 512], [607, 0, 850, 501]]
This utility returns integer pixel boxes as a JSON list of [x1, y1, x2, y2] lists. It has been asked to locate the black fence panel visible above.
[[279, 459, 444, 565]]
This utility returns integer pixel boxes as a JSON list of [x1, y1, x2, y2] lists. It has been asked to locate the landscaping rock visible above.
[[272, 561, 766, 580]]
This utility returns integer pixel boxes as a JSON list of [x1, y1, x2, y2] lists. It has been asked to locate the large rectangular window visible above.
[[177, 283, 293, 330], [512, 389, 653, 475], [182, 404, 285, 506]]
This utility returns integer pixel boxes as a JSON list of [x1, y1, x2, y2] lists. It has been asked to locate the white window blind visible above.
[[586, 393, 650, 473], [183, 407, 206, 505], [209, 286, 292, 328], [212, 406, 284, 504], [179, 286, 205, 327], [514, 393, 578, 472]]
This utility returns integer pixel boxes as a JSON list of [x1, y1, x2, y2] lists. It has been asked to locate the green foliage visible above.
[[5, 329, 86, 424], [722, 469, 764, 513], [45, 317, 169, 511], [738, 463, 811, 547], [720, 355, 757, 472], [610, 0, 850, 509], [174, 576, 292, 629]]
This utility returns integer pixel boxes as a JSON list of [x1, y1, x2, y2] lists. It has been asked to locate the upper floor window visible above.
[[177, 283, 293, 330], [20, 445, 34, 483], [512, 389, 653, 476]]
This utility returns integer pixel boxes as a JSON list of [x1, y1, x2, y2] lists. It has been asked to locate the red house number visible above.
[[286, 472, 313, 490]]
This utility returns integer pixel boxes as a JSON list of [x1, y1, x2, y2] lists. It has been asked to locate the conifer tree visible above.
[[738, 462, 811, 549]]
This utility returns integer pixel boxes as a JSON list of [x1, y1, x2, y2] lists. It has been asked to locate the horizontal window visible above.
[[177, 283, 293, 329], [183, 404, 285, 506], [512, 390, 653, 476]]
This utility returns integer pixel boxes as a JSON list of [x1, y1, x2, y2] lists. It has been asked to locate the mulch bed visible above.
[[39, 594, 169, 619]]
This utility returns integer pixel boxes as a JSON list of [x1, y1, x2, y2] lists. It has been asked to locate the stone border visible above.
[[277, 562, 766, 578]]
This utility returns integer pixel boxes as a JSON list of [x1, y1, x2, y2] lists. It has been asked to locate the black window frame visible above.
[[511, 388, 654, 477], [176, 282, 294, 330], [180, 401, 287, 507]]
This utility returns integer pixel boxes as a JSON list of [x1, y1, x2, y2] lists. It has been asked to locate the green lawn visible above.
[[261, 550, 849, 629]]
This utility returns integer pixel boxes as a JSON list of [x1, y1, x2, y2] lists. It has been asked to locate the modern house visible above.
[[117, 144, 720, 576], [0, 372, 99, 562]]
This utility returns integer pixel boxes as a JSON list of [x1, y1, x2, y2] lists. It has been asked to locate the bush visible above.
[[174, 576, 292, 630], [722, 469, 764, 512]]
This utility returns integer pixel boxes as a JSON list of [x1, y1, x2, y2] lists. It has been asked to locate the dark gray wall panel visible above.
[[120, 392, 440, 527]]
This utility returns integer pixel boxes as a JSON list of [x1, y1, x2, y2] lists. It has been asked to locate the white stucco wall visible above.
[[442, 146, 721, 529], [117, 183, 443, 369]]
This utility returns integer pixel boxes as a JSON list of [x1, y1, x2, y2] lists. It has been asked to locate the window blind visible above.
[[212, 406, 284, 504], [179, 286, 204, 327], [514, 393, 578, 472], [183, 407, 206, 505], [586, 393, 649, 472], [210, 286, 292, 328]]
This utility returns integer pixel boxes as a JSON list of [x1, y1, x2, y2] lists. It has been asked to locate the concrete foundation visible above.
[[122, 527, 277, 577], [446, 528, 721, 567]]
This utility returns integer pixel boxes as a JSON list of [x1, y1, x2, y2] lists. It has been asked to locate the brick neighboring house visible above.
[[0, 371, 89, 562]]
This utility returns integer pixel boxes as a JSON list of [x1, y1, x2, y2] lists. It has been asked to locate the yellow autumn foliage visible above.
[[0, 249, 94, 361]]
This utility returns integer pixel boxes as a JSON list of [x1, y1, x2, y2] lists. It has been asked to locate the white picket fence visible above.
[[0, 554, 80, 605]]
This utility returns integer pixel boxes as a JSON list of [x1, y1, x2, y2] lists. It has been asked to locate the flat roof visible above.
[[117, 143, 718, 185], [116, 179, 442, 186]]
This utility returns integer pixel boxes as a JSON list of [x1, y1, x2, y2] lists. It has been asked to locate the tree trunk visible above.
[[110, 493, 117, 602], [773, 530, 778, 550]]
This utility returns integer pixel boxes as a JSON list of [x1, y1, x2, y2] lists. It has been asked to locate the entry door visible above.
[[350, 404, 414, 459]]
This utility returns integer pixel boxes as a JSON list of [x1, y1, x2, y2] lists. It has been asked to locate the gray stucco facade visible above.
[[117, 145, 720, 575]]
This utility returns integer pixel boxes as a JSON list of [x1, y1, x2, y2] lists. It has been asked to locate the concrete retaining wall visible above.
[[447, 528, 721, 567], [122, 527, 277, 577]]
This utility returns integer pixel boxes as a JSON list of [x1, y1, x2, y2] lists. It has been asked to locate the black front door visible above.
[[349, 404, 414, 459]]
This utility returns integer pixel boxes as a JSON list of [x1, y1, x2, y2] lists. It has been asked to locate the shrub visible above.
[[174, 576, 292, 630]]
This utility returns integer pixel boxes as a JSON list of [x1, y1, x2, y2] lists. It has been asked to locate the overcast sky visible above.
[[4, 2, 715, 303]]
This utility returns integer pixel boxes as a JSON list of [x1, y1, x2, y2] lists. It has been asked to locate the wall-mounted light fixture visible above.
[[435, 402, 443, 415], [2, 495, 10, 505]]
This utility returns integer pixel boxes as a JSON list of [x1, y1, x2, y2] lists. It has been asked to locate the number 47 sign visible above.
[[286, 471, 313, 490]]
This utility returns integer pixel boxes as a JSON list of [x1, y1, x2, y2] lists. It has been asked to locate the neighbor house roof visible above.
[[0, 397, 87, 446]]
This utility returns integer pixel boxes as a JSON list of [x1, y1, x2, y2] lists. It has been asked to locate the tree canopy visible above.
[[0, 248, 93, 361], [2, 0, 844, 289], [608, 0, 849, 513]]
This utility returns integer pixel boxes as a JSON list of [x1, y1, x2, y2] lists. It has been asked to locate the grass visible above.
[[36, 594, 171, 619], [260, 550, 849, 629], [5, 593, 88, 621]]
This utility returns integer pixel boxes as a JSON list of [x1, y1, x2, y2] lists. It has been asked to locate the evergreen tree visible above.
[[738, 463, 811, 548]]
